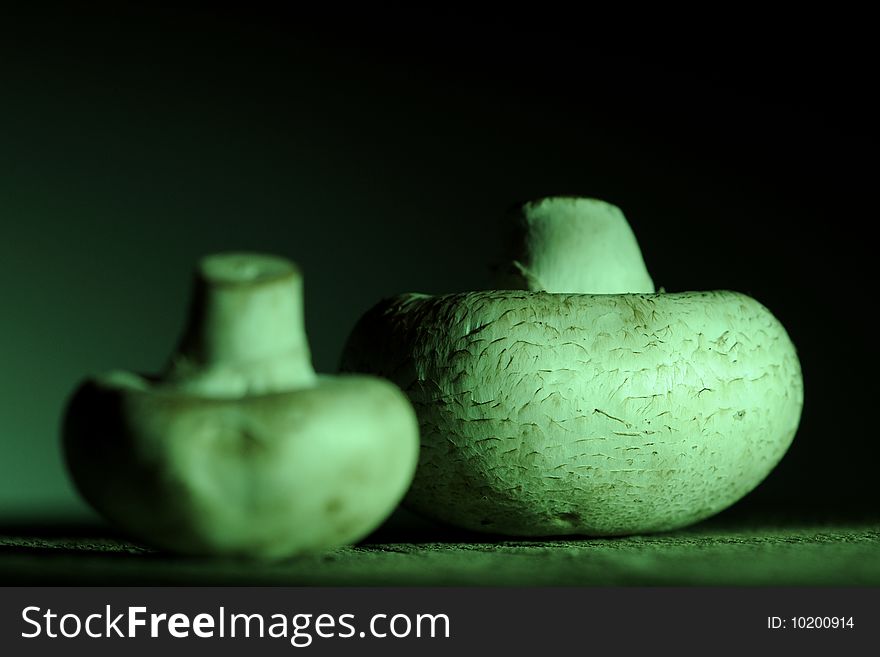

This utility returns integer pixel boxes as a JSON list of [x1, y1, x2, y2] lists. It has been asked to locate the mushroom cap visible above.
[[341, 289, 803, 535], [64, 373, 419, 558]]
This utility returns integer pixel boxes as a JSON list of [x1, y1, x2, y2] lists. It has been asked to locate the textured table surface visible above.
[[2, 508, 878, 586]]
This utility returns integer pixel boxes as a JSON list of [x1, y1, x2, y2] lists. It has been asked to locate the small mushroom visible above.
[[64, 253, 419, 558], [341, 197, 803, 536]]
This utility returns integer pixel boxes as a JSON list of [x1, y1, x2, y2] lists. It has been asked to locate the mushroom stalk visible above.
[[493, 196, 655, 294], [165, 253, 317, 398]]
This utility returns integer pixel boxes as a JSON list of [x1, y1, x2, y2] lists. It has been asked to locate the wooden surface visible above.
[[2, 508, 878, 586]]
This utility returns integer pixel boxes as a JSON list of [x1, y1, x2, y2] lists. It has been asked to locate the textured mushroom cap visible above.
[[341, 290, 803, 535], [64, 373, 419, 558]]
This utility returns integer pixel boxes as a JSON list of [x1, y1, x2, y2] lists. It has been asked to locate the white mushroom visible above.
[[341, 198, 803, 536], [64, 253, 419, 558]]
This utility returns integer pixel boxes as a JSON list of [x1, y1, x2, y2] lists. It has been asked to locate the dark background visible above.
[[0, 7, 874, 522]]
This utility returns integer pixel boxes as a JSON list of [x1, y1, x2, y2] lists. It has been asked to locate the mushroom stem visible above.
[[164, 252, 316, 398], [492, 196, 655, 294]]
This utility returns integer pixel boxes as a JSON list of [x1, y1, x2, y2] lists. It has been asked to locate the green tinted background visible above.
[[1, 10, 873, 521]]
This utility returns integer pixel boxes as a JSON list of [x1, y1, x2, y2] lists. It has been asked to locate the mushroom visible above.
[[341, 197, 803, 536], [63, 253, 419, 558]]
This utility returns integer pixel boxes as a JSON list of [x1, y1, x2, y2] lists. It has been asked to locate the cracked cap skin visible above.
[[341, 198, 803, 536]]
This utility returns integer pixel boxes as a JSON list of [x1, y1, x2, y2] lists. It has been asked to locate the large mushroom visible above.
[[64, 253, 419, 558], [341, 197, 803, 536]]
